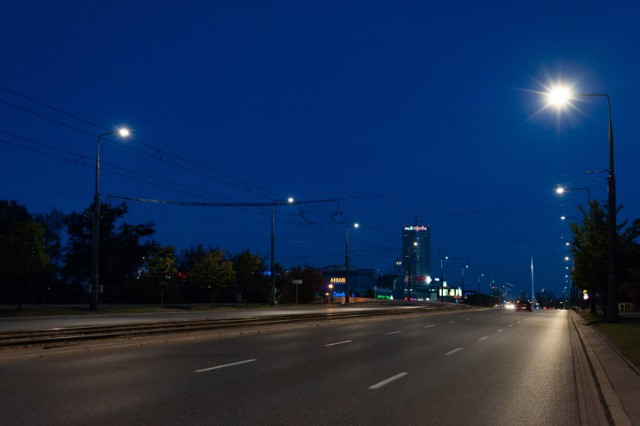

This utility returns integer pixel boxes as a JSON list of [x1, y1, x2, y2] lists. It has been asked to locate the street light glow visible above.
[[547, 85, 573, 108], [117, 127, 131, 138], [556, 186, 566, 195], [287, 197, 294, 203]]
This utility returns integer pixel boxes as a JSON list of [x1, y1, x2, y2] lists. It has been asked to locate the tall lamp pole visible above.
[[440, 256, 447, 303], [546, 88, 618, 322], [345, 222, 359, 304], [270, 197, 295, 306], [90, 128, 130, 311]]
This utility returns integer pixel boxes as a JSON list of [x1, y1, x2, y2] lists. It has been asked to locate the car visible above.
[[505, 302, 515, 310], [515, 298, 532, 312]]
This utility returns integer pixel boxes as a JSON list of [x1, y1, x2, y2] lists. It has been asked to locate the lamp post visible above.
[[461, 264, 469, 300], [406, 241, 417, 302], [546, 87, 618, 322], [555, 186, 591, 204], [344, 222, 359, 304], [556, 186, 593, 219], [270, 197, 295, 306], [90, 128, 130, 311], [439, 256, 448, 303]]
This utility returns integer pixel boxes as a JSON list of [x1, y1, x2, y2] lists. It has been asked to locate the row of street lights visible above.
[[546, 86, 618, 322]]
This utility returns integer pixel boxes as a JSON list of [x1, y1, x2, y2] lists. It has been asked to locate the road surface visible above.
[[0, 309, 585, 425]]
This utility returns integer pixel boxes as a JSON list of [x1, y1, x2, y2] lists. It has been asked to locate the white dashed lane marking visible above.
[[324, 340, 352, 347], [195, 359, 257, 373], [369, 373, 409, 390]]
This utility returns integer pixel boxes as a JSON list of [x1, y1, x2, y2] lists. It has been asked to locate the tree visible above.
[[231, 250, 266, 303], [143, 245, 177, 304], [570, 201, 640, 313], [0, 201, 49, 310], [63, 202, 156, 303], [33, 209, 67, 303], [190, 249, 235, 303]]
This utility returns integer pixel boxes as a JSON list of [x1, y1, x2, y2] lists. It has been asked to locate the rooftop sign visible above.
[[403, 225, 429, 231]]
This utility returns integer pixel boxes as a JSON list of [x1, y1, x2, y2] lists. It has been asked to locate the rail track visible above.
[[0, 305, 457, 348]]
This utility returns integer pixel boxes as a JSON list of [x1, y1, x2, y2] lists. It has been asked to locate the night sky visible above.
[[2, 1, 639, 299]]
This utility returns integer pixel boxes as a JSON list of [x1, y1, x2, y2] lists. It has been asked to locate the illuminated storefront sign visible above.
[[330, 277, 346, 283], [438, 287, 462, 298]]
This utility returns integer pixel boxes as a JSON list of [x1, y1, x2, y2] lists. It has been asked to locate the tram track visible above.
[[0, 305, 459, 348]]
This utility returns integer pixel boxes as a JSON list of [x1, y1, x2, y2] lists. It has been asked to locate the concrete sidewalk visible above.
[[570, 311, 640, 425]]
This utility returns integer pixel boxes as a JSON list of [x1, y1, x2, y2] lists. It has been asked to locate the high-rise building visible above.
[[402, 224, 431, 284]]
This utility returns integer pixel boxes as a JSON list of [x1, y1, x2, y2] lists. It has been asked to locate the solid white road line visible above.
[[369, 372, 409, 390], [386, 331, 403, 335], [445, 348, 462, 355], [324, 340, 352, 347], [195, 359, 257, 373]]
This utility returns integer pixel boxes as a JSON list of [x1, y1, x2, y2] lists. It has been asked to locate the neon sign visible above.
[[403, 225, 429, 231]]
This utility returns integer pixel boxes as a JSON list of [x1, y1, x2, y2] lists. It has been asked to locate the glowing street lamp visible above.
[[344, 222, 359, 304], [545, 84, 618, 322], [556, 186, 592, 217], [90, 127, 131, 311], [406, 241, 418, 302], [270, 197, 295, 305]]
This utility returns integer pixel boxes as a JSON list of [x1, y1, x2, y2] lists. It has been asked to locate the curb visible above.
[[570, 311, 637, 425]]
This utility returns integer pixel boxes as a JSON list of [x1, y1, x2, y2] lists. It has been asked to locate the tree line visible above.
[[0, 200, 325, 309], [569, 200, 640, 313]]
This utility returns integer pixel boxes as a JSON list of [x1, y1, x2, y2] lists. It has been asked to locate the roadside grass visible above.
[[582, 311, 640, 370]]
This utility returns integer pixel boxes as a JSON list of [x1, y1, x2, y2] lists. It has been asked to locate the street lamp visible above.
[[555, 186, 591, 203], [90, 127, 131, 311], [461, 264, 469, 299], [270, 197, 295, 306], [556, 186, 593, 220], [345, 222, 359, 304], [545, 86, 618, 322], [406, 241, 417, 302], [440, 255, 448, 303]]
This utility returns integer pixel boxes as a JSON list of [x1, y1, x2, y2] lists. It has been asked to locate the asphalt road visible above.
[[0, 309, 581, 425]]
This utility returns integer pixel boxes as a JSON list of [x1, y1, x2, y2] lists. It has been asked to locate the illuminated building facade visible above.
[[402, 225, 431, 292]]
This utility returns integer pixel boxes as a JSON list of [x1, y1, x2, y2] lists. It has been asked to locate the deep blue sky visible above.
[[2, 1, 639, 299]]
